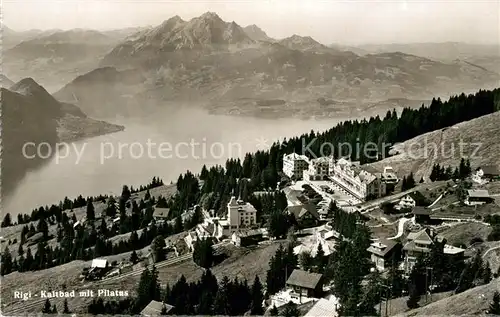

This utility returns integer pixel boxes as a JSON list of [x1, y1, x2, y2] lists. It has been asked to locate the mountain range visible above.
[[1, 78, 124, 200], [2, 26, 148, 93], [4, 13, 500, 119]]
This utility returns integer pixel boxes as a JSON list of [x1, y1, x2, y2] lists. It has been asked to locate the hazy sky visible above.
[[3, 0, 500, 45]]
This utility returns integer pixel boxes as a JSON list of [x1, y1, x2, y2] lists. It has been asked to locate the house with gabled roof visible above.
[[367, 239, 402, 271], [285, 204, 320, 227], [286, 269, 324, 301]]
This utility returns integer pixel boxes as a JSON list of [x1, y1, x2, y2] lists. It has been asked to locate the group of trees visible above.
[[41, 298, 70, 314], [401, 172, 416, 191], [429, 158, 472, 182], [266, 244, 298, 296], [405, 238, 490, 309], [193, 238, 214, 268], [87, 264, 265, 316]]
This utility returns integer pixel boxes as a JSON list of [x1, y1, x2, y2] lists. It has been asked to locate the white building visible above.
[[227, 196, 257, 229], [283, 153, 310, 180], [330, 158, 385, 201], [381, 166, 398, 184], [303, 157, 333, 181], [396, 195, 416, 210]]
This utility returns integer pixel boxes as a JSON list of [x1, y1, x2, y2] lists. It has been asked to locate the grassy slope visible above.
[[1, 240, 284, 314], [368, 111, 500, 181], [395, 278, 500, 316]]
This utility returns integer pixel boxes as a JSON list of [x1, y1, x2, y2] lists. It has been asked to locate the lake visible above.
[[4, 108, 344, 217]]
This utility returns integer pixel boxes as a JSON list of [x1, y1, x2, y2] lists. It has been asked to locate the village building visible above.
[[227, 196, 257, 229], [140, 300, 174, 316], [396, 195, 416, 210], [475, 166, 500, 181], [329, 158, 386, 201], [367, 240, 402, 271], [286, 269, 324, 301], [153, 207, 170, 221], [402, 228, 464, 274], [283, 153, 310, 180], [231, 229, 263, 247], [465, 189, 493, 206], [303, 157, 332, 181], [304, 297, 340, 317], [412, 206, 433, 224], [86, 258, 110, 280], [285, 204, 320, 227], [380, 166, 399, 185]]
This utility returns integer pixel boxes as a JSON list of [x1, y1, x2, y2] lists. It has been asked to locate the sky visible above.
[[2, 0, 500, 45]]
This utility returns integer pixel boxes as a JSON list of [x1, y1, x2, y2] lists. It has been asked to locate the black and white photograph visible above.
[[1, 0, 500, 315]]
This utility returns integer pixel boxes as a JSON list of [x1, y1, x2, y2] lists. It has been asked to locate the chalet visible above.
[[286, 269, 324, 301], [285, 204, 320, 227], [153, 208, 170, 221], [396, 195, 416, 210], [87, 258, 110, 280], [403, 229, 434, 273], [465, 189, 493, 205], [412, 206, 432, 224], [141, 300, 174, 316], [367, 240, 402, 271], [231, 229, 263, 247]]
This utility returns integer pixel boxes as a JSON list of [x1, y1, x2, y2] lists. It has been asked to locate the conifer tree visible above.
[[489, 291, 500, 315], [63, 298, 70, 314], [42, 298, 52, 314], [250, 275, 264, 315]]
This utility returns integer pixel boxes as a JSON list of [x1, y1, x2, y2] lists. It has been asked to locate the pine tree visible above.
[[489, 291, 500, 315], [42, 298, 52, 314], [86, 199, 95, 221], [151, 236, 166, 263], [283, 301, 299, 317], [250, 276, 264, 315], [1, 247, 13, 276], [1, 213, 12, 227], [482, 263, 493, 284], [130, 250, 139, 264], [63, 298, 70, 314], [315, 243, 325, 272]]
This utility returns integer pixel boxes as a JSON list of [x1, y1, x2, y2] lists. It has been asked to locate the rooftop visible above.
[[153, 207, 170, 218], [412, 206, 432, 215], [443, 244, 466, 255], [140, 300, 174, 316], [91, 258, 108, 268], [467, 189, 490, 198], [367, 239, 399, 257], [286, 204, 320, 220], [480, 165, 500, 175], [286, 269, 323, 290], [304, 298, 339, 317], [284, 153, 310, 162]]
